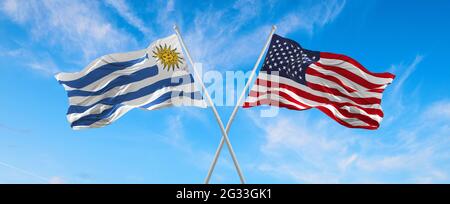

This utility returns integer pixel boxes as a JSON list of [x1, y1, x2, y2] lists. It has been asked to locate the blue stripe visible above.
[[67, 74, 195, 114], [70, 91, 203, 128], [59, 54, 148, 89], [67, 66, 158, 97]]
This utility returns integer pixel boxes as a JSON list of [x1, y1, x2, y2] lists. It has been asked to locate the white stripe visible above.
[[67, 84, 203, 123], [248, 85, 382, 122], [72, 96, 206, 130], [245, 93, 371, 127], [305, 72, 383, 99], [55, 49, 149, 82], [245, 94, 310, 110], [60, 58, 152, 92], [142, 97, 207, 110], [55, 34, 184, 87], [256, 73, 382, 109], [68, 71, 188, 106], [309, 64, 387, 91], [318, 58, 394, 84]]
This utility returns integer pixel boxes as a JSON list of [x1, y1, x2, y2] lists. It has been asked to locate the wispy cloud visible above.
[[392, 55, 424, 95], [183, 0, 346, 71], [105, 0, 153, 36], [27, 61, 60, 76], [382, 55, 424, 123], [0, 160, 48, 183], [246, 96, 450, 183], [277, 0, 346, 35], [49, 176, 65, 184], [0, 122, 31, 134], [0, 48, 60, 76], [0, 0, 136, 61], [424, 100, 450, 120]]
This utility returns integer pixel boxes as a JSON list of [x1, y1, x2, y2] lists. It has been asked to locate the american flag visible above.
[[243, 34, 395, 129]]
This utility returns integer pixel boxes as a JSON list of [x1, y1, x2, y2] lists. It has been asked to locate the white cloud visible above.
[[277, 0, 346, 35], [382, 55, 424, 124], [392, 55, 424, 95], [183, 0, 346, 72], [0, 160, 49, 183], [105, 0, 153, 36], [0, 0, 136, 60], [0, 48, 60, 76], [246, 101, 450, 183], [28, 61, 60, 76], [166, 0, 175, 12], [424, 100, 450, 120], [49, 176, 65, 184]]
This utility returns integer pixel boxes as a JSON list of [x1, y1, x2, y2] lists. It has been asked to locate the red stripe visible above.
[[306, 67, 357, 93], [243, 99, 310, 111], [369, 89, 385, 93], [315, 106, 379, 130], [244, 100, 377, 130], [306, 81, 381, 105], [313, 62, 390, 89], [255, 78, 384, 117], [248, 89, 381, 127], [320, 52, 396, 79]]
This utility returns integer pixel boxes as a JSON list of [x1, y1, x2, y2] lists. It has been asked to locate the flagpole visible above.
[[173, 25, 246, 184], [204, 25, 277, 184]]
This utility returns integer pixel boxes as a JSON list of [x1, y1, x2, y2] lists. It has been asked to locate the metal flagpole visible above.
[[204, 25, 277, 184], [173, 25, 246, 184]]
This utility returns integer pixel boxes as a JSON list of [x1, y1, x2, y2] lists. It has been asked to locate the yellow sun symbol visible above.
[[152, 44, 184, 71]]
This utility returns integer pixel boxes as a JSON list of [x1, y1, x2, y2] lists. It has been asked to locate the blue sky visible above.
[[1, 0, 450, 184]]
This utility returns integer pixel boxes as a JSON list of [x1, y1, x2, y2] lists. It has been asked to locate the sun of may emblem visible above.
[[152, 44, 184, 71]]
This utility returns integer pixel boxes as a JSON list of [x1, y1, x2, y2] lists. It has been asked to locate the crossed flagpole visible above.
[[173, 25, 277, 184]]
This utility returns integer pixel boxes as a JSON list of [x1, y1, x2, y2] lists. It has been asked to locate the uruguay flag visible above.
[[55, 35, 207, 129]]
